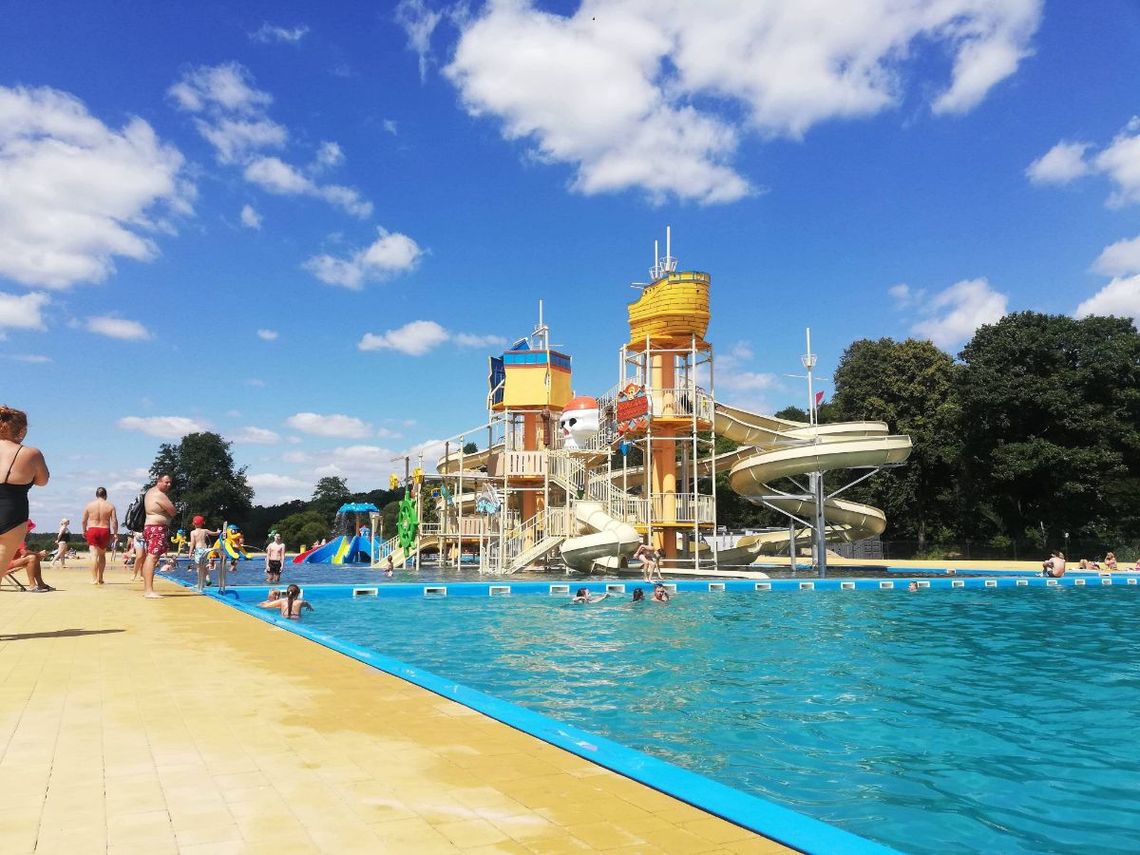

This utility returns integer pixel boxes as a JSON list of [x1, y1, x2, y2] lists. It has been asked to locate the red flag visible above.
[[815, 390, 825, 406]]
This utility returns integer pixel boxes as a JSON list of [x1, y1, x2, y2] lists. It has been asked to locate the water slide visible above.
[[294, 535, 373, 564], [560, 500, 641, 572], [713, 403, 912, 554]]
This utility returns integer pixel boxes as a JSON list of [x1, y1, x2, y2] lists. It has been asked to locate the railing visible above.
[[422, 511, 520, 538], [549, 452, 585, 494], [487, 450, 547, 478], [598, 381, 714, 425]]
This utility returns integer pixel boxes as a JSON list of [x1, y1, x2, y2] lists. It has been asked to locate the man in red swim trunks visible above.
[[81, 486, 118, 585]]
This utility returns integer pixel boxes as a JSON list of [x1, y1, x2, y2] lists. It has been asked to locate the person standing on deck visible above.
[[140, 474, 175, 598], [82, 488, 117, 585]]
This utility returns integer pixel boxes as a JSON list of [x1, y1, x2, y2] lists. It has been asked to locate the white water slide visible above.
[[712, 403, 912, 555], [560, 500, 641, 572]]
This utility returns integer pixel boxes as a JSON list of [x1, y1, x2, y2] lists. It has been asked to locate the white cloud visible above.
[[0, 291, 49, 330], [250, 23, 310, 44], [1092, 234, 1140, 278], [358, 320, 449, 355], [1031, 118, 1140, 206], [454, 332, 507, 348], [197, 117, 287, 165], [442, 1, 1040, 204], [312, 444, 399, 477], [240, 204, 262, 229], [930, 5, 1041, 115], [231, 426, 281, 444], [256, 328, 278, 341], [243, 156, 312, 193], [718, 370, 779, 392], [700, 338, 778, 410], [1026, 141, 1090, 185], [911, 277, 1009, 349], [87, 315, 152, 340], [169, 62, 273, 114], [248, 473, 306, 490], [1095, 123, 1140, 208], [285, 412, 373, 439], [383, 119, 398, 135], [314, 141, 344, 170], [247, 472, 307, 504], [170, 64, 370, 217], [0, 85, 192, 289], [395, 0, 443, 82], [244, 156, 372, 217], [118, 415, 208, 438], [246, 378, 266, 387], [1075, 275, 1140, 322], [11, 354, 51, 363], [305, 227, 423, 289]]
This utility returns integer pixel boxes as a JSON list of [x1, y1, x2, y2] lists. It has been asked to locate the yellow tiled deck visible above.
[[0, 565, 790, 854]]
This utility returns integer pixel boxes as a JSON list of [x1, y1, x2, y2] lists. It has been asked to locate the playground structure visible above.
[[294, 502, 379, 565], [373, 230, 912, 576]]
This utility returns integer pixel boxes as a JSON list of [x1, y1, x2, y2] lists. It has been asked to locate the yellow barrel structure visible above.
[[627, 271, 710, 350]]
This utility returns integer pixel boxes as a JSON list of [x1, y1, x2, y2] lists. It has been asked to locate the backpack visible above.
[[123, 491, 147, 532]]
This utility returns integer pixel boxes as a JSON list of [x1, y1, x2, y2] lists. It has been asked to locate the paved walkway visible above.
[[0, 564, 788, 854]]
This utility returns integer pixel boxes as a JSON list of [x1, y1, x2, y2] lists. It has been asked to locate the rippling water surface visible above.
[[306, 587, 1140, 854]]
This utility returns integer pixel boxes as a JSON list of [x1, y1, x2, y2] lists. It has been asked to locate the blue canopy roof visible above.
[[337, 502, 380, 513]]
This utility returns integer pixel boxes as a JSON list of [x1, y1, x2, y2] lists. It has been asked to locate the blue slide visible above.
[[301, 538, 344, 563], [344, 535, 372, 563]]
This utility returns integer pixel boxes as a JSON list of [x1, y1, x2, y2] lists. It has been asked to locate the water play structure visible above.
[[294, 502, 379, 564], [375, 229, 911, 575]]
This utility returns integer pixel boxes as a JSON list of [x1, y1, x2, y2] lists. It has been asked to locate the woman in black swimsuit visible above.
[[0, 406, 51, 573], [52, 518, 71, 568]]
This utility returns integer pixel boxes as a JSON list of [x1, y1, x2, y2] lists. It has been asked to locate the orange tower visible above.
[[618, 229, 717, 564]]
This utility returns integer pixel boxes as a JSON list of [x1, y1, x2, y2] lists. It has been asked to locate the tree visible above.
[[958, 312, 1140, 547], [463, 441, 478, 454], [830, 337, 962, 548], [381, 501, 400, 540], [773, 405, 808, 422], [274, 511, 331, 551], [149, 432, 253, 530], [311, 476, 351, 522]]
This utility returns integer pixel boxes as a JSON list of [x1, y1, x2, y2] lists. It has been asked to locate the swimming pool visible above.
[[220, 580, 1140, 853]]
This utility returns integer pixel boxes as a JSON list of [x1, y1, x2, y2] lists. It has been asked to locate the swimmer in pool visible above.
[[279, 584, 313, 619], [570, 587, 608, 604], [257, 589, 283, 608]]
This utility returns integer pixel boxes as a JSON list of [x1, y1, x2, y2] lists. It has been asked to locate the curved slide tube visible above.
[[560, 501, 641, 572], [714, 403, 912, 554]]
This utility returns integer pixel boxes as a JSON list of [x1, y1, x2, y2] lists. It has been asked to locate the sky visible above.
[[3, 0, 1140, 527]]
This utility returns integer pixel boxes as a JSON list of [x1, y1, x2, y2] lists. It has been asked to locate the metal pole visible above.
[[813, 472, 827, 578], [415, 452, 423, 574]]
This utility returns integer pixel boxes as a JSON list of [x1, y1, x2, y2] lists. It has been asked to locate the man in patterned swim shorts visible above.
[[140, 474, 175, 599]]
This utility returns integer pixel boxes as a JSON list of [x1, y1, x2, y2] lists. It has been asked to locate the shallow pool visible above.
[[290, 585, 1140, 854]]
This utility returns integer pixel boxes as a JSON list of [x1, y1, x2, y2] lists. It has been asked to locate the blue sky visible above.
[[4, 0, 1140, 526]]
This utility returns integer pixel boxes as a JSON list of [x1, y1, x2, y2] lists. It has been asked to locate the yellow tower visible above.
[[487, 306, 573, 532], [619, 229, 716, 564]]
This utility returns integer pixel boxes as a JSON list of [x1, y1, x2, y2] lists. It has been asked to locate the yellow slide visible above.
[[713, 403, 912, 554]]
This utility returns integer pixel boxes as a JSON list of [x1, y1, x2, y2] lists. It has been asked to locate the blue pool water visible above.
[[276, 585, 1140, 853]]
